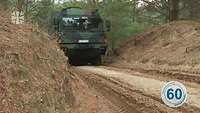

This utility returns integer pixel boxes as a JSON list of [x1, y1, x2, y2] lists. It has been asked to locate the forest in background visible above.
[[0, 0, 200, 51]]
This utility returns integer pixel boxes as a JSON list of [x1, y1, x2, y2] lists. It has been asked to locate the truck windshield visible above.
[[61, 16, 103, 32]]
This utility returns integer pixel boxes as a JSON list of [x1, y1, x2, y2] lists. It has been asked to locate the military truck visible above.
[[52, 7, 110, 65]]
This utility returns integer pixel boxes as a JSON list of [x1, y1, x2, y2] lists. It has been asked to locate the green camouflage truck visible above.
[[52, 7, 110, 65]]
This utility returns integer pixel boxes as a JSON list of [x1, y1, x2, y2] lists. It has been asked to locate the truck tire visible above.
[[69, 57, 88, 66], [92, 56, 102, 66]]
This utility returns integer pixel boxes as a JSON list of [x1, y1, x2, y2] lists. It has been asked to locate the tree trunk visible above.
[[169, 0, 179, 21], [132, 0, 138, 23]]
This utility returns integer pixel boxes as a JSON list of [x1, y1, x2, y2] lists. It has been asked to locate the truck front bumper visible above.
[[60, 43, 107, 57]]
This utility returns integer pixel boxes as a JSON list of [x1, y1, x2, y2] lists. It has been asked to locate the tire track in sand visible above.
[[77, 66, 200, 112]]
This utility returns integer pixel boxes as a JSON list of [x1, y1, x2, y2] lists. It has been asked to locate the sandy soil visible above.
[[73, 66, 200, 113], [68, 69, 130, 113], [0, 8, 75, 113], [113, 21, 200, 75]]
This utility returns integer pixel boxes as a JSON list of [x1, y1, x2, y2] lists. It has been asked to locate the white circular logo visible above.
[[161, 81, 187, 107]]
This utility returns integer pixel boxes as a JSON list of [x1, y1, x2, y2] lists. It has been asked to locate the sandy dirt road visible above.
[[72, 66, 200, 113]]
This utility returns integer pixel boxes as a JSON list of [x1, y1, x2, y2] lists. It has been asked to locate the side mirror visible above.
[[105, 20, 111, 32]]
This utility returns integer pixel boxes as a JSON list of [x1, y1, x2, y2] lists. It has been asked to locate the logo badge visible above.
[[161, 81, 187, 107], [11, 11, 24, 24]]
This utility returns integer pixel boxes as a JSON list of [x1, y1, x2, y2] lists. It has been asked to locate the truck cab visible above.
[[53, 7, 110, 65]]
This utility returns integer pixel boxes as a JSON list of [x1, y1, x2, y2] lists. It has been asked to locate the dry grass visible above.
[[115, 21, 200, 73], [0, 8, 75, 113]]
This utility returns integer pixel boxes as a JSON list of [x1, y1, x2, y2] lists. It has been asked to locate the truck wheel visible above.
[[93, 56, 102, 66], [68, 57, 75, 65], [69, 57, 87, 66]]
